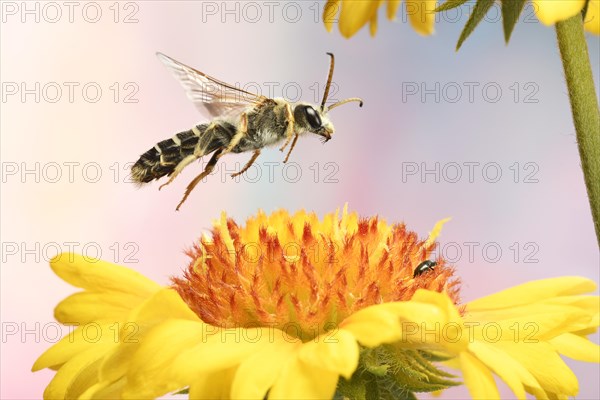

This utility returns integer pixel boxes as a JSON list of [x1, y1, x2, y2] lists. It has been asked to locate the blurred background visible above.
[[1, 1, 598, 398]]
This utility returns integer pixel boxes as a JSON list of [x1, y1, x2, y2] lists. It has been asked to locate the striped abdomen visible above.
[[131, 122, 235, 183]]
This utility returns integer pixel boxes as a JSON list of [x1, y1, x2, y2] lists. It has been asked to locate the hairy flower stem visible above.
[[556, 14, 600, 246]]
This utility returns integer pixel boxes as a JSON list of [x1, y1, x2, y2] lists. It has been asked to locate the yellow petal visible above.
[[324, 0, 340, 32], [50, 253, 160, 295], [122, 319, 206, 399], [412, 289, 463, 322], [406, 0, 436, 35], [33, 324, 118, 371], [269, 352, 339, 400], [572, 325, 599, 337], [231, 341, 300, 399], [458, 351, 500, 399], [544, 295, 600, 315], [190, 367, 237, 400], [466, 304, 594, 340], [467, 277, 597, 311], [340, 301, 445, 347], [533, 0, 586, 25], [126, 287, 199, 324], [495, 342, 579, 396], [170, 327, 277, 386], [387, 0, 402, 20], [79, 378, 126, 400], [468, 341, 542, 400], [411, 289, 468, 353], [549, 333, 600, 362], [424, 217, 451, 248], [339, 304, 405, 346], [524, 384, 551, 400], [54, 292, 142, 324], [43, 342, 115, 400], [584, 0, 600, 34], [370, 8, 379, 36], [299, 329, 359, 379], [100, 288, 198, 383], [339, 0, 381, 38]]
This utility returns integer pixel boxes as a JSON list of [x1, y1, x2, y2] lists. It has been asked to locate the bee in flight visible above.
[[131, 52, 363, 210]]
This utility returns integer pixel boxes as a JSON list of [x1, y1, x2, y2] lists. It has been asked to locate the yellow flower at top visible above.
[[534, 0, 600, 33], [324, 0, 437, 37], [324, 0, 600, 38], [585, 0, 600, 34], [33, 207, 600, 399]]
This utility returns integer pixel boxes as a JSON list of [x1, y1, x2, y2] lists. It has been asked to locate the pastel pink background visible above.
[[1, 1, 598, 399]]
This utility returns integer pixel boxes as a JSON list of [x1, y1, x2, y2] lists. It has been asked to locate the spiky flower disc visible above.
[[173, 208, 459, 341]]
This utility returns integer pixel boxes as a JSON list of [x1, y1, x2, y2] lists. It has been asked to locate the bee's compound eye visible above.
[[304, 106, 322, 130], [413, 260, 437, 278]]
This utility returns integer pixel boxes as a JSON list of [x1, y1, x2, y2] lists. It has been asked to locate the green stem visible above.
[[555, 14, 600, 247]]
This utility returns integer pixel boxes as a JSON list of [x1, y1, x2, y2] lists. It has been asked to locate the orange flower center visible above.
[[172, 209, 460, 341]]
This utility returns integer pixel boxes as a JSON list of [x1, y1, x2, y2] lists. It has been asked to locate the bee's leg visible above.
[[279, 104, 295, 152], [176, 148, 224, 211], [231, 150, 261, 178], [279, 135, 292, 152], [158, 126, 218, 191], [283, 135, 299, 163], [223, 113, 248, 154], [175, 116, 247, 210], [158, 154, 198, 191]]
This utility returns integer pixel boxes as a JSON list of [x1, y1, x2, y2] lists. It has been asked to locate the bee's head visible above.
[[294, 104, 334, 142], [296, 53, 363, 143]]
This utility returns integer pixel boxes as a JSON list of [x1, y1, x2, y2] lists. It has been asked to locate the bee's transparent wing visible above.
[[156, 52, 267, 119]]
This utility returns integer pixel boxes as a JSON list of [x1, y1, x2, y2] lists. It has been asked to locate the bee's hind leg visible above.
[[176, 148, 224, 211], [175, 114, 249, 210], [231, 150, 261, 178], [158, 154, 198, 191]]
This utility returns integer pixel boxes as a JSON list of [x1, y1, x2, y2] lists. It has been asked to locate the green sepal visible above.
[[456, 0, 495, 50], [335, 346, 460, 400], [361, 348, 390, 377], [335, 375, 368, 400], [336, 373, 418, 400], [435, 0, 469, 13], [420, 350, 456, 363], [501, 0, 527, 43], [382, 346, 460, 392]]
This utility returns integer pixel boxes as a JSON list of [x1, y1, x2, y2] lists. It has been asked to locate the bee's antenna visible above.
[[327, 97, 364, 111], [321, 53, 335, 111]]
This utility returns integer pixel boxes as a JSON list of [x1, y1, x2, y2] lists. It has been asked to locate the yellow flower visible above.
[[33, 207, 599, 399], [324, 0, 437, 37], [454, 276, 600, 399], [583, 0, 600, 34], [532, 0, 599, 33], [31, 253, 162, 399], [533, 0, 583, 24]]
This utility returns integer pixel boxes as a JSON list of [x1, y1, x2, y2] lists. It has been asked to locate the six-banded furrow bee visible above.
[[131, 52, 363, 210]]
